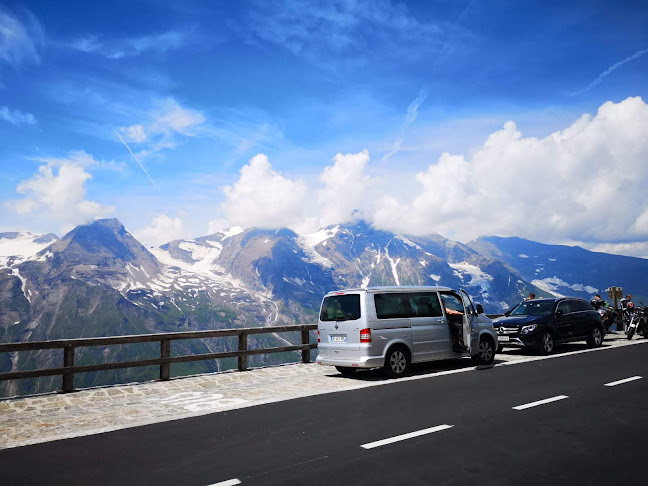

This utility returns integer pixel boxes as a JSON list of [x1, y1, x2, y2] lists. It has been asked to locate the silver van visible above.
[[316, 286, 497, 378]]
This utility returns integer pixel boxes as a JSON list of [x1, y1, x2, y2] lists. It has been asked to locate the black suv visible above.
[[493, 298, 604, 354]]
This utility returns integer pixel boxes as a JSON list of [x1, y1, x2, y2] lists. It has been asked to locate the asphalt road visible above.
[[2, 343, 648, 486]]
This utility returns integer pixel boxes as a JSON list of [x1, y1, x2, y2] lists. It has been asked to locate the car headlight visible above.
[[521, 324, 537, 334]]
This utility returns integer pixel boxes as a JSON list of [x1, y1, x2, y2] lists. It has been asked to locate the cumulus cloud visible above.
[[6, 158, 113, 228], [372, 96, 648, 247], [133, 214, 188, 247], [0, 106, 36, 125], [0, 7, 43, 66], [317, 149, 373, 227], [220, 154, 307, 229]]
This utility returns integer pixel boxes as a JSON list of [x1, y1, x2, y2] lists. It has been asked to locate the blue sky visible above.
[[1, 0, 648, 255]]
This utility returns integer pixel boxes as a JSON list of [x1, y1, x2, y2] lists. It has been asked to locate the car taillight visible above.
[[360, 328, 371, 343], [317, 330, 320, 343]]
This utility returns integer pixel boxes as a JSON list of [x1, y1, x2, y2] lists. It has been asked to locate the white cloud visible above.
[[30, 150, 124, 171], [372, 96, 648, 247], [220, 154, 307, 229], [118, 99, 205, 155], [0, 7, 42, 66], [0, 106, 36, 125], [7, 159, 113, 229], [133, 214, 188, 247], [317, 149, 373, 227], [70, 30, 190, 59]]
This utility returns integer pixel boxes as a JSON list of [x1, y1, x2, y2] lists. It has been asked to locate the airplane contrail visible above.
[[111, 126, 160, 191]]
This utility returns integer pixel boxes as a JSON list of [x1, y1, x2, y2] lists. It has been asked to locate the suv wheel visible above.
[[472, 336, 495, 365], [538, 332, 554, 355], [586, 326, 603, 348], [383, 346, 410, 379]]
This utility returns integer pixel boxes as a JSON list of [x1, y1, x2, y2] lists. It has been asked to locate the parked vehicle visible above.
[[316, 286, 497, 378], [493, 298, 604, 354], [626, 304, 648, 340]]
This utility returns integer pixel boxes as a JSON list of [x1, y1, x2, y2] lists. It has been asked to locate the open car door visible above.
[[460, 289, 479, 355]]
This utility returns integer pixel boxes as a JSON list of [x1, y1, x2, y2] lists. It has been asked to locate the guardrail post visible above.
[[160, 339, 171, 381], [301, 329, 311, 364], [62, 345, 75, 393], [238, 333, 248, 371]]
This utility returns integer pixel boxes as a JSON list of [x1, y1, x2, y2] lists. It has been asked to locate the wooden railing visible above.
[[0, 324, 317, 393]]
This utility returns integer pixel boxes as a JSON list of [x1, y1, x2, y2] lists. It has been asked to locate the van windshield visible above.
[[320, 294, 361, 321]]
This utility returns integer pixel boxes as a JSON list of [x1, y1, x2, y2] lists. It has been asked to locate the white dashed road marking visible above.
[[512, 395, 569, 411], [361, 424, 454, 450], [207, 479, 241, 486], [604, 376, 642, 387]]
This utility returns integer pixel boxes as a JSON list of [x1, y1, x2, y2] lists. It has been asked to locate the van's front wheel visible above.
[[383, 346, 410, 379], [472, 336, 495, 365]]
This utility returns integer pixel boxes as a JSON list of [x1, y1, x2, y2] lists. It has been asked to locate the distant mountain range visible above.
[[1, 218, 647, 397]]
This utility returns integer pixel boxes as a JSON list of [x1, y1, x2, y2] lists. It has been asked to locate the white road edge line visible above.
[[361, 424, 453, 450], [513, 395, 569, 410], [605, 376, 642, 387], [207, 479, 241, 486]]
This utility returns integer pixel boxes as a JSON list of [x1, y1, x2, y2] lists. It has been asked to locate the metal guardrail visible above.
[[0, 324, 318, 393]]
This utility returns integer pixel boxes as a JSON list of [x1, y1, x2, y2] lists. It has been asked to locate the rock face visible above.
[[1, 218, 646, 397]]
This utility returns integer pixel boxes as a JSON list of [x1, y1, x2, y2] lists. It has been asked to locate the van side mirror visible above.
[[476, 304, 484, 314], [555, 309, 564, 318]]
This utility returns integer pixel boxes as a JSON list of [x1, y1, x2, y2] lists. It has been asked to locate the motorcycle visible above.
[[596, 306, 618, 334], [626, 304, 648, 340], [590, 300, 617, 334]]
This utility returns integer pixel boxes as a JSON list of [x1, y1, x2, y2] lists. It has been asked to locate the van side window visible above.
[[406, 292, 443, 318], [374, 293, 410, 319]]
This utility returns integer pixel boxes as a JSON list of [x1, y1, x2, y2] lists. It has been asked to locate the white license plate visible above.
[[330, 336, 346, 343], [497, 335, 510, 342]]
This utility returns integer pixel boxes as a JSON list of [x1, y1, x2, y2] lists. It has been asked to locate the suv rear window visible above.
[[320, 294, 361, 321]]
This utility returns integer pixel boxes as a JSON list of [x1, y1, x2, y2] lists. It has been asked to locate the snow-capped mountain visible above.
[[2, 218, 646, 398], [469, 236, 648, 301]]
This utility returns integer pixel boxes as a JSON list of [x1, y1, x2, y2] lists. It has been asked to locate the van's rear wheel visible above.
[[383, 346, 410, 379], [472, 336, 495, 365], [335, 366, 357, 376]]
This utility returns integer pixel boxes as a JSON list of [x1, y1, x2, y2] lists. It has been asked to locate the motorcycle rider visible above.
[[591, 294, 606, 310], [620, 294, 635, 333]]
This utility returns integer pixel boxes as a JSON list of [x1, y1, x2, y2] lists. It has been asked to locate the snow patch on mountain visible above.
[[384, 247, 401, 286], [396, 235, 424, 251], [448, 262, 493, 291], [10, 268, 30, 303], [0, 232, 57, 268], [531, 277, 597, 296]]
